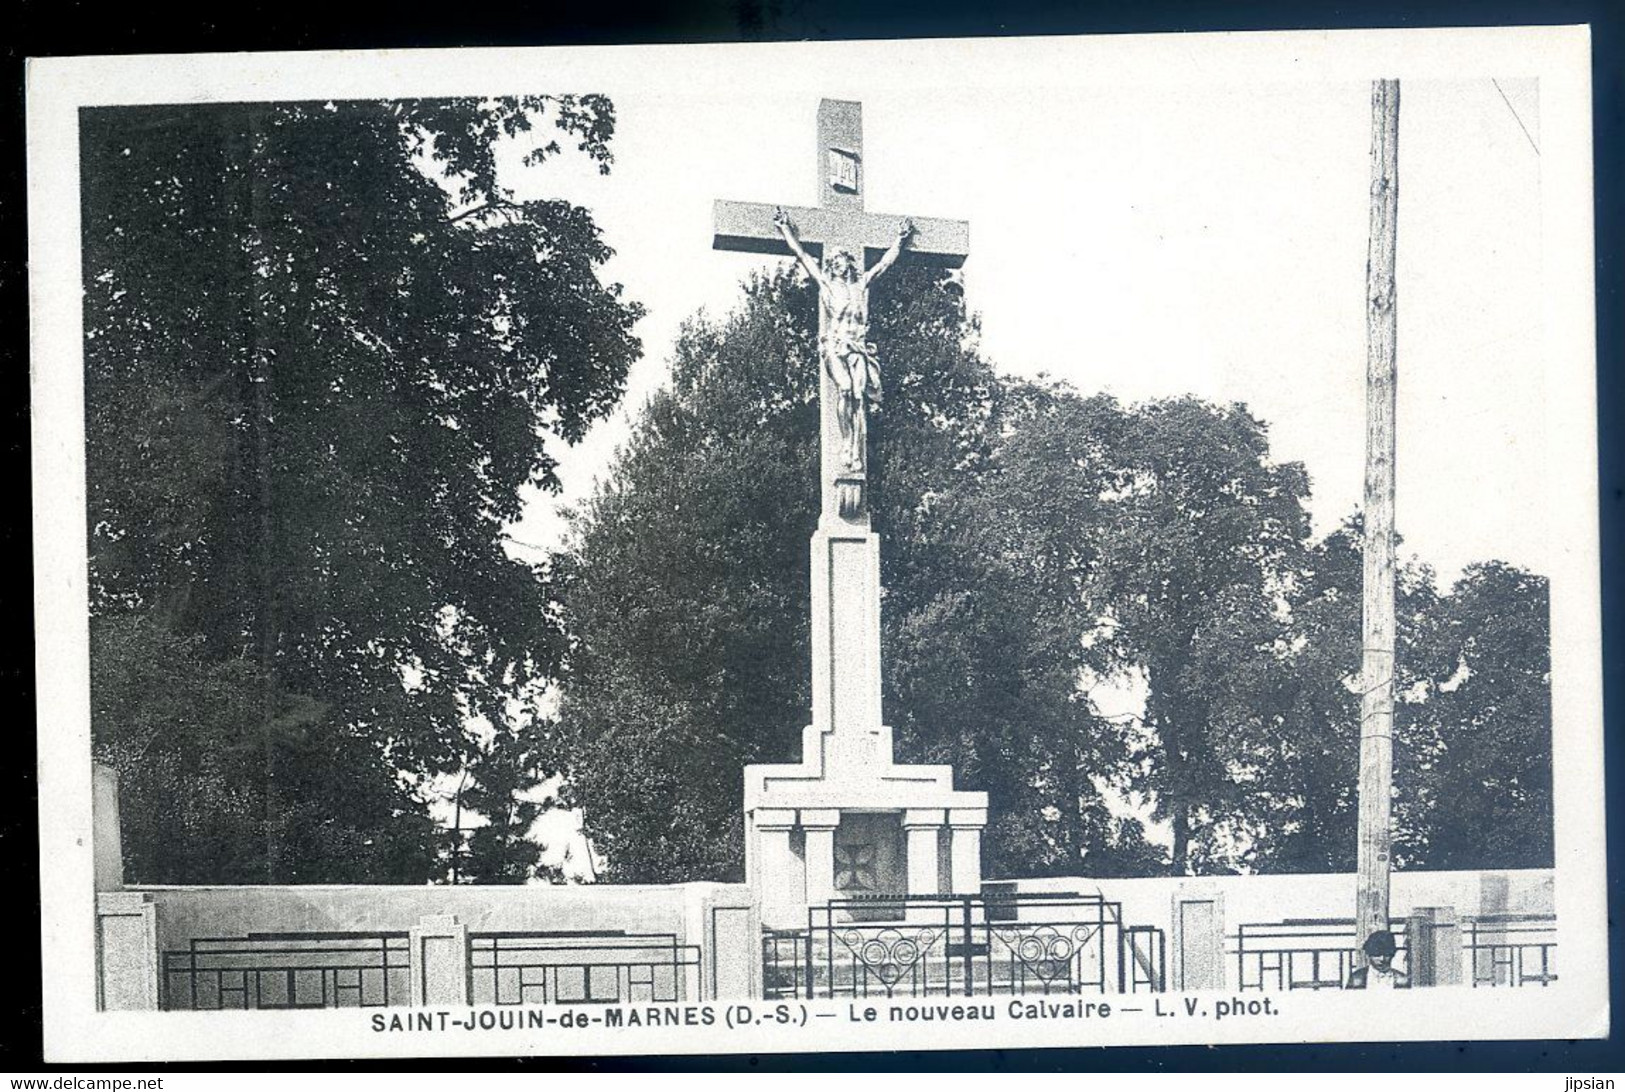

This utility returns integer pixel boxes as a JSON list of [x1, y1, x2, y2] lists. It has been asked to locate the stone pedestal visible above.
[[744, 513, 987, 929], [744, 500, 988, 923]]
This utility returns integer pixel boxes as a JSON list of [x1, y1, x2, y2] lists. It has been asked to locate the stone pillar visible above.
[[903, 810, 944, 894], [903, 809, 943, 923], [753, 809, 802, 929], [801, 809, 841, 915], [947, 808, 986, 896], [96, 892, 158, 1010], [1170, 886, 1226, 991], [92, 763, 124, 892], [409, 914, 468, 1007], [809, 528, 887, 771], [684, 883, 763, 1000], [1406, 905, 1462, 987], [1476, 872, 1511, 985]]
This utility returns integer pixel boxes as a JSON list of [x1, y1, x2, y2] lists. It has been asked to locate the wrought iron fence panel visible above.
[[762, 928, 808, 1000], [161, 932, 410, 1010], [468, 932, 701, 1005], [1124, 925, 1167, 993], [1232, 919, 1412, 991], [985, 920, 1110, 994], [1466, 915, 1557, 988], [808, 901, 959, 998], [764, 893, 1166, 999]]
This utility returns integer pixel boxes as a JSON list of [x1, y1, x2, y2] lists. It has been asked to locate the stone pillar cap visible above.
[[902, 808, 947, 828], [414, 914, 463, 930], [799, 808, 842, 829], [753, 808, 799, 830]]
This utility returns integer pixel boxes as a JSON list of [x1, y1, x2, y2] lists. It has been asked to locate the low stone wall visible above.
[[996, 868, 1554, 930], [133, 881, 735, 953], [99, 881, 760, 1010]]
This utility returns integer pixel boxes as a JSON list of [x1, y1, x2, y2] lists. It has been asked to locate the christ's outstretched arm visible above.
[[861, 218, 914, 287], [773, 208, 824, 285]]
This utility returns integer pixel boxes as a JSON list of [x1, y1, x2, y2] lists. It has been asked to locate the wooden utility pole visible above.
[[1355, 79, 1401, 964]]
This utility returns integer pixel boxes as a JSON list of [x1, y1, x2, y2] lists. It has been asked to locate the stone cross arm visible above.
[[712, 199, 970, 269]]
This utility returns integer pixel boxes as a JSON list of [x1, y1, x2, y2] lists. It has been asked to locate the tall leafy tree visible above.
[[83, 97, 643, 882], [1394, 561, 1553, 869], [1086, 399, 1314, 875], [916, 385, 1163, 877], [553, 297, 1551, 883], [549, 270, 820, 882]]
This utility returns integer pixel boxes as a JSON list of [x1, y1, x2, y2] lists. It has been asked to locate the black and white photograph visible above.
[[27, 25, 1605, 1062]]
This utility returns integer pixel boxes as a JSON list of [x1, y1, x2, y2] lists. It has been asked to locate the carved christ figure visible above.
[[774, 207, 913, 478]]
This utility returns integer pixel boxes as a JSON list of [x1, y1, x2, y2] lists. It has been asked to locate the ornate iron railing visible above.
[[162, 932, 411, 1010], [763, 892, 1165, 999], [468, 932, 702, 1005]]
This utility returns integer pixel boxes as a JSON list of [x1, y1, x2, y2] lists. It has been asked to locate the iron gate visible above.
[[763, 892, 1166, 999]]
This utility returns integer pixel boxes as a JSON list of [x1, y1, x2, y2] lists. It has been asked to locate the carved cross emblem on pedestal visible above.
[[833, 842, 877, 892]]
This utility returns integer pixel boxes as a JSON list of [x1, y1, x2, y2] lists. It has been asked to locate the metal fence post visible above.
[[805, 904, 816, 999], [961, 896, 974, 997]]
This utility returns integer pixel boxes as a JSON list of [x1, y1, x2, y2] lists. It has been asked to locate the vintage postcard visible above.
[[28, 25, 1603, 1063]]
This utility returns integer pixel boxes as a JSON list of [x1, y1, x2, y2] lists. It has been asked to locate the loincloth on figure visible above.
[[819, 334, 884, 407]]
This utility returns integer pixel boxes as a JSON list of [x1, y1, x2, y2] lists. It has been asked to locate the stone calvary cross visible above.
[[714, 99, 987, 928]]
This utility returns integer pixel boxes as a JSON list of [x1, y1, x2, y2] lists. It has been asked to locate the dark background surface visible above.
[[6, 0, 1621, 1072]]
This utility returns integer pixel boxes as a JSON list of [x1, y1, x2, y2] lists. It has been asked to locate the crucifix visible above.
[[725, 101, 984, 928], [713, 99, 970, 523]]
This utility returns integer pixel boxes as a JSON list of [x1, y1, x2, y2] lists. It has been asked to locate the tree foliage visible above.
[[83, 97, 643, 882], [1244, 527, 1554, 874], [552, 260, 1553, 882], [454, 720, 564, 884], [1395, 561, 1553, 869], [1082, 399, 1313, 874], [1226, 520, 1438, 873], [910, 386, 1164, 877]]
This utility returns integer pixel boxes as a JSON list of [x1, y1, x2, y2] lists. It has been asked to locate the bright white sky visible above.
[[499, 74, 1545, 587]]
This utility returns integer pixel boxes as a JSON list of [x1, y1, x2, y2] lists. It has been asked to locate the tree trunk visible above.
[[1148, 676, 1195, 877], [1170, 801, 1190, 877], [235, 110, 282, 884]]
